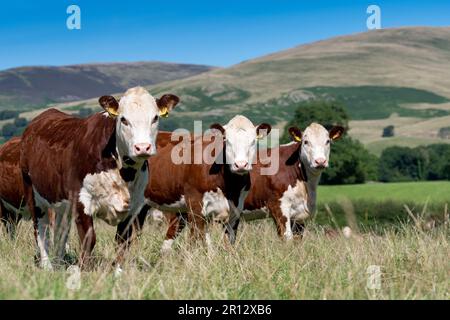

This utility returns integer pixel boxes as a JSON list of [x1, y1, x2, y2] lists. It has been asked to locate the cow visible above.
[[19, 86, 179, 270], [0, 138, 63, 248], [114, 116, 271, 258], [0, 137, 27, 238], [242, 123, 344, 239], [163, 123, 344, 241]]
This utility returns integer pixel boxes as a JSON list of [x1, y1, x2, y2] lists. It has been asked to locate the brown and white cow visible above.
[[164, 123, 344, 241], [0, 137, 65, 250], [114, 116, 271, 255], [0, 137, 27, 238], [19, 86, 179, 270], [243, 123, 344, 239]]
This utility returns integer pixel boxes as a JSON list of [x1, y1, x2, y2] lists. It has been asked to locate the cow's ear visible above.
[[256, 123, 272, 139], [288, 127, 302, 142], [210, 123, 225, 135], [329, 126, 345, 141], [156, 94, 180, 118], [99, 96, 119, 118]]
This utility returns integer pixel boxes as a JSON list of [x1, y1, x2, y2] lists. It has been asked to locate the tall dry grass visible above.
[[0, 211, 448, 299]]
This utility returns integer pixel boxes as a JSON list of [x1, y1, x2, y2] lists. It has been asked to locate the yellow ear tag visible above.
[[256, 133, 264, 140], [331, 133, 340, 140], [159, 107, 169, 118], [107, 108, 119, 117], [293, 135, 302, 142]]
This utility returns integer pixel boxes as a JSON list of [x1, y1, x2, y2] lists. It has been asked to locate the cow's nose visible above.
[[134, 143, 151, 157], [234, 161, 248, 170], [314, 158, 327, 168]]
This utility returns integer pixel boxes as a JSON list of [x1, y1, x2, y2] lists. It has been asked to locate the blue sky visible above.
[[0, 0, 449, 70]]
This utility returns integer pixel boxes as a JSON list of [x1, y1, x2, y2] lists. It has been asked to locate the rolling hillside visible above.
[[0, 62, 215, 109], [3, 27, 450, 153]]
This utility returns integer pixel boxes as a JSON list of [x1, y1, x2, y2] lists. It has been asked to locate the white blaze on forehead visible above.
[[118, 86, 158, 114], [223, 115, 258, 168], [224, 115, 256, 132], [302, 123, 331, 166], [116, 86, 160, 157]]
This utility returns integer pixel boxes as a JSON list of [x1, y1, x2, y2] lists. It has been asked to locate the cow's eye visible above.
[[326, 139, 331, 144], [120, 117, 129, 126], [304, 140, 309, 146], [152, 115, 159, 124]]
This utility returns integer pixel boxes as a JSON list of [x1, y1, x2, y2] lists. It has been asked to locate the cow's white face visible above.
[[289, 123, 344, 174], [211, 115, 271, 174], [99, 87, 179, 163]]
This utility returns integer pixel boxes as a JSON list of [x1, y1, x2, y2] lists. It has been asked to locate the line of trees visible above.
[[379, 144, 450, 182], [283, 99, 450, 185], [1, 117, 29, 139]]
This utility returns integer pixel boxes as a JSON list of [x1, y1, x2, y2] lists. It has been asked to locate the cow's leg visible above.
[[292, 220, 305, 239], [223, 207, 241, 246], [186, 195, 207, 245], [52, 206, 72, 264], [22, 172, 53, 270], [36, 209, 53, 270], [161, 211, 187, 254], [74, 202, 96, 269], [0, 202, 20, 240], [189, 212, 206, 244], [113, 204, 149, 272], [267, 200, 290, 240]]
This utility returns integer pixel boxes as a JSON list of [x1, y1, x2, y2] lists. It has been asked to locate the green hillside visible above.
[[3, 27, 450, 153]]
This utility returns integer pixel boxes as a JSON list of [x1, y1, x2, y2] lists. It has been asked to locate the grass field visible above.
[[318, 181, 450, 204], [0, 218, 448, 299], [0, 181, 448, 299], [315, 181, 450, 229]]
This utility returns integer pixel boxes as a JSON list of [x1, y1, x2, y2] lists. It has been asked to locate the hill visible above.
[[4, 27, 450, 153], [0, 62, 215, 109]]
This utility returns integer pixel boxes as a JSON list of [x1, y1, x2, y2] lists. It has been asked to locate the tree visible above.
[[0, 110, 19, 120], [438, 127, 450, 139], [14, 117, 28, 127], [382, 125, 394, 137], [281, 100, 349, 143], [378, 146, 426, 182], [321, 137, 379, 184], [1, 123, 17, 138], [282, 99, 377, 184], [421, 144, 450, 180]]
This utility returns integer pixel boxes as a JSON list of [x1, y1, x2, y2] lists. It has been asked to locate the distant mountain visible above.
[[0, 62, 215, 109]]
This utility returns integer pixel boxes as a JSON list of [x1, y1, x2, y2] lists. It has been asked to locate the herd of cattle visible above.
[[0, 86, 344, 272]]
